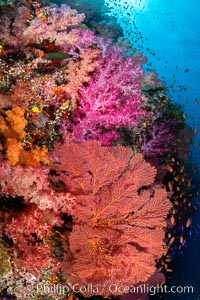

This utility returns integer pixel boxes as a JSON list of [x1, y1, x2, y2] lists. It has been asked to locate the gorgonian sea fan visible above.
[[50, 140, 172, 295]]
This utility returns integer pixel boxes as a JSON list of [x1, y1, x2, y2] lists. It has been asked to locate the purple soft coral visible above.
[[140, 117, 177, 157]]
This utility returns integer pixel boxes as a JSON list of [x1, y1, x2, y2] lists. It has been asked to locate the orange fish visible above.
[[168, 182, 173, 191], [167, 165, 173, 173], [37, 11, 47, 22], [170, 215, 175, 225], [168, 236, 175, 246], [24, 8, 33, 20], [36, 49, 45, 57], [186, 218, 191, 228], [187, 179, 191, 188]]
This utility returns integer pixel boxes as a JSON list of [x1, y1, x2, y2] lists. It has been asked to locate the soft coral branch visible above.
[[59, 48, 102, 109], [0, 161, 75, 214], [5, 205, 61, 275], [140, 117, 176, 157], [72, 47, 147, 145]]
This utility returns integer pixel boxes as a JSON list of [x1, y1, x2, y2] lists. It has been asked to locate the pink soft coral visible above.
[[0, 4, 96, 54], [0, 161, 75, 275], [22, 4, 84, 45], [5, 205, 61, 275], [0, 161, 75, 214], [0, 6, 27, 49], [22, 4, 94, 53], [72, 47, 147, 145]]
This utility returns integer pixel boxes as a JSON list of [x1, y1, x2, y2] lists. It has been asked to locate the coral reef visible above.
[[0, 1, 198, 299]]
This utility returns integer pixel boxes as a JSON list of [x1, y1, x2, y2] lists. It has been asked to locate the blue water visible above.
[[105, 0, 200, 159]]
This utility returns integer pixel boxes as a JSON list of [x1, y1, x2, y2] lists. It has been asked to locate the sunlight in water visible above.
[[105, 0, 149, 20], [130, 0, 149, 11]]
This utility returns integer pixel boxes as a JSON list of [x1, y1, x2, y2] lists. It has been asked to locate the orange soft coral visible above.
[[19, 145, 49, 166], [60, 49, 102, 109], [0, 106, 49, 166], [0, 106, 27, 139], [6, 138, 24, 165]]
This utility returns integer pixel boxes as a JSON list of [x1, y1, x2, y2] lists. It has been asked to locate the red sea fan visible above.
[[50, 140, 172, 295], [49, 139, 131, 195]]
